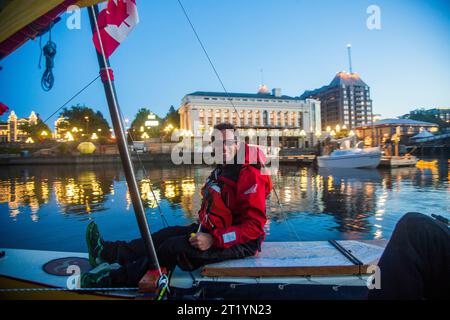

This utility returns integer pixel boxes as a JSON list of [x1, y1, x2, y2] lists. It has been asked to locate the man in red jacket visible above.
[[81, 123, 272, 288]]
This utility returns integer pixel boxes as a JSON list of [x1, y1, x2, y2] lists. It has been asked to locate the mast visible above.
[[87, 5, 161, 272]]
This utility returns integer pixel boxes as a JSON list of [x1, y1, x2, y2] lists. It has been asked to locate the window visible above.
[[263, 110, 268, 126]]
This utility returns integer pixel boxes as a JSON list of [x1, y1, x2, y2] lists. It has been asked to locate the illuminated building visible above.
[[0, 110, 38, 143], [300, 72, 373, 130], [354, 118, 439, 146], [178, 87, 322, 148]]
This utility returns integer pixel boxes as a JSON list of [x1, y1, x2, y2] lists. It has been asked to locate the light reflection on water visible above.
[[0, 157, 448, 252]]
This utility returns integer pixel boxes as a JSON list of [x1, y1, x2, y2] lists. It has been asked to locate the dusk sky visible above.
[[1, 0, 449, 128]]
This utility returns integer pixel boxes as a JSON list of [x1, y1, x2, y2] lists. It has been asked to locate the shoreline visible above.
[[0, 153, 173, 166], [0, 153, 318, 166]]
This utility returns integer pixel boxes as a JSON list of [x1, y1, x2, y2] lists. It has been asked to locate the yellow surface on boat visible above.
[[416, 160, 438, 168], [0, 275, 127, 300]]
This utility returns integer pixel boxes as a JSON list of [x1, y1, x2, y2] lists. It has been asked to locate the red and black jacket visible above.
[[198, 144, 273, 249]]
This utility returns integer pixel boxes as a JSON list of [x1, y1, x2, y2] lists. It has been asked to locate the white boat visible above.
[[379, 155, 418, 168], [317, 147, 381, 169]]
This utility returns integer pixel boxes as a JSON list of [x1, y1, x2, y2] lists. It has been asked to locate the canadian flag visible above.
[[0, 102, 9, 116], [93, 0, 139, 59]]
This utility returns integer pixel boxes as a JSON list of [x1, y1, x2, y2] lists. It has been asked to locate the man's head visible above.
[[213, 122, 238, 164]]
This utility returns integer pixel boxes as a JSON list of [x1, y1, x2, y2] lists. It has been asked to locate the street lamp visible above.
[[336, 124, 341, 133], [326, 126, 331, 133], [84, 116, 89, 134], [65, 131, 74, 142]]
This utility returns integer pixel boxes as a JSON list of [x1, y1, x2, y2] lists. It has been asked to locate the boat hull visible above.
[[318, 152, 381, 168], [1, 241, 386, 300]]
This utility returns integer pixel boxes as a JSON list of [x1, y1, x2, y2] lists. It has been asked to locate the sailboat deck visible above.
[[201, 240, 387, 277]]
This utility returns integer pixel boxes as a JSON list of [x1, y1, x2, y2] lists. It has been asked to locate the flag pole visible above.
[[87, 4, 162, 275]]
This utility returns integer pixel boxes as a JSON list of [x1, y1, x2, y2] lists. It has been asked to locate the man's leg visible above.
[[92, 224, 198, 287], [100, 224, 198, 266], [368, 212, 450, 300], [155, 234, 259, 272], [107, 232, 258, 287]]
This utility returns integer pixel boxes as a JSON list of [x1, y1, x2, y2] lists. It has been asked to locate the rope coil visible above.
[[38, 22, 57, 92]]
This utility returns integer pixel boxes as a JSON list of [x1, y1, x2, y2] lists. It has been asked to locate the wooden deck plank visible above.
[[201, 240, 386, 277]]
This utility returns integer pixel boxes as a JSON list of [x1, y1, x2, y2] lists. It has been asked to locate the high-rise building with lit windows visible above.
[[300, 72, 373, 130]]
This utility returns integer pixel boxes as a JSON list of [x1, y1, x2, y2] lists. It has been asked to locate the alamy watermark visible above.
[[170, 125, 280, 173], [366, 264, 381, 290], [66, 264, 81, 289], [66, 5, 81, 30], [367, 5, 382, 30]]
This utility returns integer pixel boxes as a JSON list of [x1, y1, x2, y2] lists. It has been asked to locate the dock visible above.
[[277, 154, 316, 165], [379, 155, 418, 168]]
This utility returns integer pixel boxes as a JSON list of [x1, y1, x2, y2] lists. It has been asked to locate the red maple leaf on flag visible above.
[[107, 0, 130, 27], [93, 0, 139, 59]]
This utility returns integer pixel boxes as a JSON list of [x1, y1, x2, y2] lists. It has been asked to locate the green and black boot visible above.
[[86, 221, 106, 267], [80, 263, 112, 288]]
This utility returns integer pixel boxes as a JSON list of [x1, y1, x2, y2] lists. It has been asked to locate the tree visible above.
[[161, 105, 180, 141], [21, 118, 52, 142], [408, 113, 449, 128], [129, 108, 162, 140], [163, 105, 180, 127], [60, 105, 111, 141]]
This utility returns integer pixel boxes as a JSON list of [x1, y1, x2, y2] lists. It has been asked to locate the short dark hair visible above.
[[214, 122, 235, 131]]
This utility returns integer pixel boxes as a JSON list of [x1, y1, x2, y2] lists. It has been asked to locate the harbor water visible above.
[[0, 156, 448, 252]]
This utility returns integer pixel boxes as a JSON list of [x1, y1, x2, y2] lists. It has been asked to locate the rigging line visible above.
[[41, 76, 100, 125], [0, 287, 139, 293], [176, 0, 239, 115], [89, 5, 163, 277], [177, 0, 287, 218], [28, 75, 100, 138], [118, 107, 169, 228]]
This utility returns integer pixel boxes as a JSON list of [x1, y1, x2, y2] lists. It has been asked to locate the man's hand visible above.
[[189, 232, 214, 251]]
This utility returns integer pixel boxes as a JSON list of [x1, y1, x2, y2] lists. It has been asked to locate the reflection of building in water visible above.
[[267, 166, 325, 220], [158, 177, 201, 219], [379, 165, 441, 191], [53, 171, 112, 215], [319, 168, 379, 235], [271, 167, 379, 235], [179, 178, 202, 219], [126, 167, 204, 219], [0, 177, 50, 221]]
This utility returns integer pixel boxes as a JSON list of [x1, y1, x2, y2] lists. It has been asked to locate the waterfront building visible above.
[[354, 118, 439, 146], [402, 107, 450, 123], [0, 121, 7, 143], [372, 114, 383, 122], [300, 72, 373, 130], [54, 116, 70, 140], [0, 110, 38, 143], [178, 87, 322, 148]]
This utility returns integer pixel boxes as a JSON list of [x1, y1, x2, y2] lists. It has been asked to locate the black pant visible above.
[[368, 212, 450, 300], [101, 224, 259, 287]]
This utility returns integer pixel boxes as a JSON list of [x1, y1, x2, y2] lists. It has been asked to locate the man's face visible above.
[[219, 129, 237, 163]]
